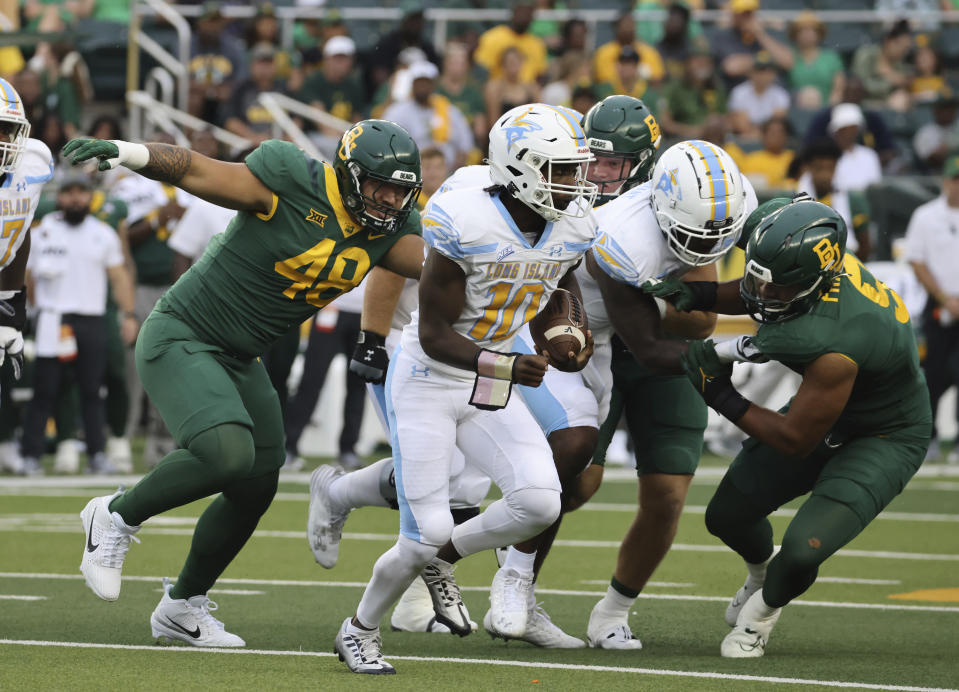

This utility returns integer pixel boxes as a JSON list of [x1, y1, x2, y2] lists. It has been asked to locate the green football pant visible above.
[[592, 344, 707, 475], [705, 425, 928, 608], [110, 308, 285, 598]]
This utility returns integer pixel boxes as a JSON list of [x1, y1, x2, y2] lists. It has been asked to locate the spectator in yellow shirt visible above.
[[474, 2, 548, 84], [739, 117, 795, 191], [593, 12, 665, 86]]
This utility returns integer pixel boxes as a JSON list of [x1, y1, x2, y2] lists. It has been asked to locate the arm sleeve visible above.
[[421, 201, 471, 271], [590, 230, 652, 287]]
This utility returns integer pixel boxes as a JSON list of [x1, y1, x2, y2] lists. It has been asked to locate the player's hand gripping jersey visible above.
[[160, 140, 421, 359]]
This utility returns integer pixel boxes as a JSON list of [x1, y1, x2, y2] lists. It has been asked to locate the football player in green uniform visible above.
[[645, 198, 931, 658], [62, 120, 426, 646]]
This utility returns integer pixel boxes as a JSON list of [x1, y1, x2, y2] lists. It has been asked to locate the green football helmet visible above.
[[740, 199, 848, 323], [582, 95, 661, 202], [333, 119, 422, 234]]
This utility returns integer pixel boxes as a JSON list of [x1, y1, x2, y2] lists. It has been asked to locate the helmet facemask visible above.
[[0, 110, 30, 175], [342, 160, 421, 234], [513, 150, 597, 222], [740, 258, 829, 323], [655, 205, 745, 266]]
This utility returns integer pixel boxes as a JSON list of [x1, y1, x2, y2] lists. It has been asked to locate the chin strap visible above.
[[469, 349, 519, 411]]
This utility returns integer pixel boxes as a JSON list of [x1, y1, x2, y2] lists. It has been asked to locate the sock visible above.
[[745, 551, 774, 587], [595, 579, 638, 618], [328, 457, 392, 512], [356, 535, 438, 629], [502, 547, 536, 575]]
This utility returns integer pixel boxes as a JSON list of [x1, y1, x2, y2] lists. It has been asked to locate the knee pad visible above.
[[188, 423, 256, 483], [413, 506, 454, 548], [506, 487, 561, 534], [396, 534, 440, 569]]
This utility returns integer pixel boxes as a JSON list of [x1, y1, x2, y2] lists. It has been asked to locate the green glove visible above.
[[641, 277, 717, 312], [63, 139, 149, 171], [681, 339, 750, 422]]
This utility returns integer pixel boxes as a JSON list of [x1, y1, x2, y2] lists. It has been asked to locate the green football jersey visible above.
[[161, 139, 420, 359], [752, 253, 931, 437]]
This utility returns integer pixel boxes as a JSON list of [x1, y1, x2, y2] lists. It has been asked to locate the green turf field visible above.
[[1, 454, 957, 691]]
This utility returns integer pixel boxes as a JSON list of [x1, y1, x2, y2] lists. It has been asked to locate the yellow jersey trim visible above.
[[322, 162, 360, 236], [256, 193, 279, 221]]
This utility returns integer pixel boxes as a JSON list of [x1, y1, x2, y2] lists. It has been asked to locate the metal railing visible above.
[[127, 90, 254, 150], [129, 0, 191, 111]]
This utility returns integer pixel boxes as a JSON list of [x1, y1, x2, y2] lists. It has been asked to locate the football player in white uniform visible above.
[[334, 104, 598, 675], [579, 139, 756, 648], [0, 77, 54, 453]]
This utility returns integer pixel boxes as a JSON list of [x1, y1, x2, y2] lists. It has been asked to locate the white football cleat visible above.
[[721, 591, 782, 659], [421, 558, 472, 636], [335, 617, 396, 675], [106, 437, 133, 474], [54, 439, 80, 474], [79, 491, 140, 601], [307, 464, 348, 568], [484, 603, 586, 648], [391, 575, 453, 634], [587, 601, 643, 650], [151, 577, 245, 647], [488, 567, 534, 639]]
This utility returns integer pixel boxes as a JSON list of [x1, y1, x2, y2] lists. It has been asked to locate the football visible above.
[[529, 288, 588, 367]]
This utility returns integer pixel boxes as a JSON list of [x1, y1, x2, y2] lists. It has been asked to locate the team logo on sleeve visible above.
[[812, 238, 842, 271]]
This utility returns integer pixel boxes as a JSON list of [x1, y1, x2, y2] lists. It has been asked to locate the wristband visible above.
[[109, 140, 150, 170], [685, 281, 718, 312], [357, 329, 386, 348], [469, 349, 518, 411], [711, 386, 751, 423]]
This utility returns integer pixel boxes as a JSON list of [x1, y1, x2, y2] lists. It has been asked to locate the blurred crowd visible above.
[[3, 0, 959, 473]]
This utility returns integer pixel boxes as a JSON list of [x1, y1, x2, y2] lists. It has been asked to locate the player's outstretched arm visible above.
[[62, 139, 275, 216], [643, 276, 749, 315], [736, 353, 857, 457], [587, 250, 687, 373]]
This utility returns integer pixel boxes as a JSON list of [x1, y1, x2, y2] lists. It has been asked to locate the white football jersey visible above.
[[579, 174, 758, 344], [402, 186, 597, 380], [0, 138, 53, 270]]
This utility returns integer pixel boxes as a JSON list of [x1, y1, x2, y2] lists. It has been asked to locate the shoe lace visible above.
[[101, 524, 140, 568], [500, 571, 532, 612], [353, 629, 385, 662], [187, 596, 227, 631], [529, 602, 551, 625], [423, 562, 463, 608]]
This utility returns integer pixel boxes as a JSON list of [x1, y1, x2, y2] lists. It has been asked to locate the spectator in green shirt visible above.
[[851, 19, 913, 111], [777, 11, 845, 109], [437, 41, 487, 151], [658, 44, 727, 140], [298, 36, 367, 129]]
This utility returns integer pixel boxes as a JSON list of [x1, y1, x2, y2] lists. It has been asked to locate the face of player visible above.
[[549, 161, 586, 207], [752, 278, 804, 304], [588, 154, 632, 196], [0, 121, 17, 144], [360, 178, 412, 220]]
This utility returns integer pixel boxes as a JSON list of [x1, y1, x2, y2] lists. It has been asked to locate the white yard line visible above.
[[0, 573, 955, 614], [816, 577, 902, 585], [0, 639, 954, 692], [0, 595, 46, 601]]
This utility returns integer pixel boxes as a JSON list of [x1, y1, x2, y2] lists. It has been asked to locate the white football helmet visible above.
[[0, 78, 30, 174], [488, 103, 597, 222], [651, 140, 747, 266]]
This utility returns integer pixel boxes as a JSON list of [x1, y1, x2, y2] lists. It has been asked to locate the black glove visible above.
[[642, 278, 717, 312], [681, 339, 750, 422], [0, 288, 26, 380], [349, 329, 389, 384]]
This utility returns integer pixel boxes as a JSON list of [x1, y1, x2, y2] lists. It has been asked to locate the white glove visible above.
[[713, 335, 768, 364], [0, 325, 24, 379]]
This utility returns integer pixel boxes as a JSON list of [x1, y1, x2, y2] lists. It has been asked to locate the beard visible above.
[[63, 208, 89, 226]]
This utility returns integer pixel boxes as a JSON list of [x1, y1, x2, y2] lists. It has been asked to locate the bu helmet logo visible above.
[[338, 124, 364, 161], [812, 238, 842, 270], [644, 113, 661, 143], [392, 170, 417, 182]]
